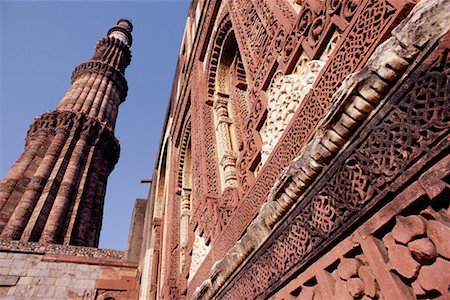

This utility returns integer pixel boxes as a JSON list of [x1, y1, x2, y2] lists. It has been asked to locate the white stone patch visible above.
[[188, 229, 210, 282], [257, 31, 341, 172]]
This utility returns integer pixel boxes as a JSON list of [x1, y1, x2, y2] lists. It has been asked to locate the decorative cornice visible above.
[[26, 110, 120, 171], [107, 25, 133, 46], [71, 61, 128, 101], [94, 36, 132, 67]]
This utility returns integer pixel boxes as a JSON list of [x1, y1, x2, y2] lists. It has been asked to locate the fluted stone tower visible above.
[[0, 19, 133, 247]]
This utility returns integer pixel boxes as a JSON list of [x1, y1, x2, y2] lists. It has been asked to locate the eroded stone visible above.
[[358, 266, 377, 297], [347, 277, 365, 298], [426, 220, 450, 259], [388, 244, 420, 279], [392, 215, 426, 244], [417, 257, 450, 294], [407, 238, 437, 264]]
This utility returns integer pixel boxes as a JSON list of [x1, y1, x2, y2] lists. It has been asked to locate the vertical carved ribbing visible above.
[[40, 134, 89, 244], [73, 72, 97, 111], [0, 130, 68, 240], [0, 134, 47, 209], [67, 74, 90, 110], [81, 73, 103, 114], [98, 84, 119, 124], [71, 154, 101, 245], [21, 127, 77, 242], [90, 77, 109, 116], [62, 142, 97, 245], [107, 88, 120, 128], [58, 83, 78, 109], [88, 159, 108, 247]]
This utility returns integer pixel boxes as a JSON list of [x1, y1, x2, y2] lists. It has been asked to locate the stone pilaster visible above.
[[214, 93, 238, 188]]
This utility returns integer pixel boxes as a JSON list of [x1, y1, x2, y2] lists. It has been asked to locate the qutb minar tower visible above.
[[0, 19, 133, 247]]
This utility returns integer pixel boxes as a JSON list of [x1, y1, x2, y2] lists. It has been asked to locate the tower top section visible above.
[[107, 18, 133, 46]]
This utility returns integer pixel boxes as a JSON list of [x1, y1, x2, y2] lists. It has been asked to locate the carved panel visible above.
[[216, 31, 450, 299]]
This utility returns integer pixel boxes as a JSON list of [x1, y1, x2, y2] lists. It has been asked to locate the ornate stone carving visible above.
[[211, 18, 450, 299], [258, 58, 325, 169]]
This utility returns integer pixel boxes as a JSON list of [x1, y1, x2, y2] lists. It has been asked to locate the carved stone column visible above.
[[180, 188, 191, 269], [214, 93, 238, 188]]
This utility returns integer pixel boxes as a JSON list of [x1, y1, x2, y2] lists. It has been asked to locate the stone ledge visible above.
[[42, 254, 138, 268], [0, 240, 126, 261]]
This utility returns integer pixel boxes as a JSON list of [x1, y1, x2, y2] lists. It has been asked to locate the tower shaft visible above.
[[0, 19, 133, 247]]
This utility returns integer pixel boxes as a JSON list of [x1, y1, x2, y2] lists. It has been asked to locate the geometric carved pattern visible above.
[[217, 32, 450, 300], [187, 1, 415, 297], [236, 0, 405, 196]]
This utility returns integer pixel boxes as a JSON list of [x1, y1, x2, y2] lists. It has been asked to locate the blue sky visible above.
[[0, 0, 189, 250]]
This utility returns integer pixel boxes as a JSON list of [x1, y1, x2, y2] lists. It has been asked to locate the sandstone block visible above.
[[426, 220, 450, 259], [10, 259, 28, 269], [6, 286, 16, 296], [12, 284, 28, 296], [27, 268, 41, 277], [392, 215, 425, 244], [417, 257, 450, 295], [388, 244, 420, 279], [358, 266, 377, 297], [17, 276, 33, 285], [37, 261, 48, 269], [381, 232, 396, 249], [0, 258, 12, 268], [34, 285, 55, 298], [55, 277, 71, 287], [0, 275, 19, 286], [407, 237, 437, 264], [337, 258, 360, 280], [334, 278, 353, 300], [71, 278, 95, 289], [9, 268, 27, 276], [347, 277, 364, 297], [54, 286, 67, 298]]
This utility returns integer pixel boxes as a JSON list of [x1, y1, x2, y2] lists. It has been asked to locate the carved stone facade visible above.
[[138, 0, 450, 299], [2, 1, 450, 300]]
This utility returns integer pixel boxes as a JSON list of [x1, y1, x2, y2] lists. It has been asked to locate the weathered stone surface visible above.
[[334, 278, 353, 300], [391, 216, 426, 244], [388, 244, 420, 279], [0, 275, 19, 286], [34, 285, 55, 298], [337, 258, 360, 280], [299, 286, 316, 300], [417, 257, 450, 294], [347, 277, 365, 298], [411, 280, 426, 297], [381, 233, 396, 249], [426, 220, 450, 259], [358, 266, 377, 298], [407, 238, 437, 264]]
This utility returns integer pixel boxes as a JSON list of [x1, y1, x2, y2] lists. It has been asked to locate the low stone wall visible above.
[[0, 242, 138, 299], [0, 241, 125, 260]]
